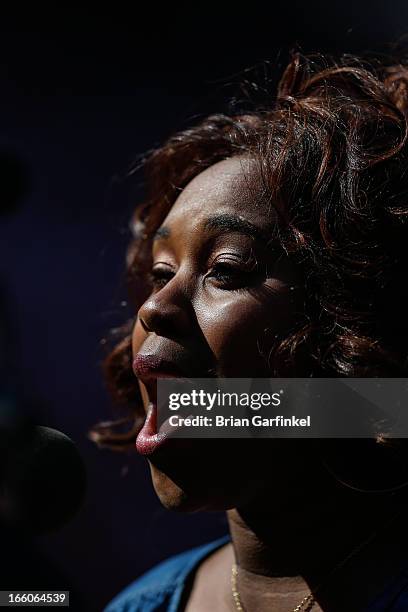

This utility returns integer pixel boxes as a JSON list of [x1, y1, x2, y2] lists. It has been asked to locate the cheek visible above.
[[195, 290, 296, 376]]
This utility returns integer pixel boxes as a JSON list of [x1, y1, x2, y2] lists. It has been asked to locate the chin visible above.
[[148, 462, 236, 513]]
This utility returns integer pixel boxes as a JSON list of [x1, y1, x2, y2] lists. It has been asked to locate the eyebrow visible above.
[[204, 213, 268, 242], [153, 213, 269, 243], [153, 226, 171, 240]]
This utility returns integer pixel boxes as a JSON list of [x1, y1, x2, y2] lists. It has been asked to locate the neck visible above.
[[226, 463, 407, 611]]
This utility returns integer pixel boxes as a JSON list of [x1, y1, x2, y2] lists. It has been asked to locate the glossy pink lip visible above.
[[135, 401, 192, 455], [135, 403, 163, 455], [133, 354, 186, 380], [133, 354, 188, 455]]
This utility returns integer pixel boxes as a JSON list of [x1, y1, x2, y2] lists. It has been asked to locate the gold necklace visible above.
[[231, 563, 315, 612]]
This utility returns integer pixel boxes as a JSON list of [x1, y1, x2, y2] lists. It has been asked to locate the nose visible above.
[[138, 277, 193, 340]]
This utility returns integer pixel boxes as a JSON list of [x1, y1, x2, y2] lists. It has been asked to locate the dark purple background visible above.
[[0, 5, 406, 610]]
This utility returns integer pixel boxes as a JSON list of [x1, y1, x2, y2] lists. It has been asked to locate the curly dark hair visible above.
[[89, 51, 408, 451]]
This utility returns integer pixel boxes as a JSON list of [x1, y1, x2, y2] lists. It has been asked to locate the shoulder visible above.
[[104, 535, 231, 612]]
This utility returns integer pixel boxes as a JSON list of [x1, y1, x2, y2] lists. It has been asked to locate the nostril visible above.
[[138, 290, 193, 340], [139, 316, 152, 333]]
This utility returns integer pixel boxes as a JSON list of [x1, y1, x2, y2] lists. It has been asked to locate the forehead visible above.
[[162, 157, 271, 229]]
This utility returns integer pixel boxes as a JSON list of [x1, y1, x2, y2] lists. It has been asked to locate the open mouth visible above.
[[133, 354, 197, 455], [135, 385, 195, 455]]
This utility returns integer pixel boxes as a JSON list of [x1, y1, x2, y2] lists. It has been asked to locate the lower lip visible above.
[[136, 403, 168, 455]]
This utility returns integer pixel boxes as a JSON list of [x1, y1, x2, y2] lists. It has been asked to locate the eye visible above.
[[147, 265, 174, 290], [208, 260, 261, 289]]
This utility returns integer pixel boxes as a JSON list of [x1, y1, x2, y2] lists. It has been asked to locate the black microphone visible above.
[[0, 425, 87, 533]]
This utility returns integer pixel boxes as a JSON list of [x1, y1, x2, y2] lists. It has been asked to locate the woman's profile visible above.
[[90, 51, 408, 611]]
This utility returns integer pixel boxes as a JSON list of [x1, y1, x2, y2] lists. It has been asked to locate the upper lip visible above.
[[133, 353, 189, 381], [133, 354, 190, 407]]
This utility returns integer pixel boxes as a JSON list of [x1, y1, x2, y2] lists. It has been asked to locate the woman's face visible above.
[[132, 157, 304, 512]]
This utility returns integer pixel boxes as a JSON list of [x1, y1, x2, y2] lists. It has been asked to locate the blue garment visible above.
[[104, 536, 230, 612], [104, 535, 408, 611]]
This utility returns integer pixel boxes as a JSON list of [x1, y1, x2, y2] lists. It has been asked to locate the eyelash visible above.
[[147, 267, 174, 289], [210, 262, 253, 286], [147, 261, 259, 290]]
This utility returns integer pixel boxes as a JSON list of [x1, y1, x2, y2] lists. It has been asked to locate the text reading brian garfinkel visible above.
[[166, 390, 311, 429]]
